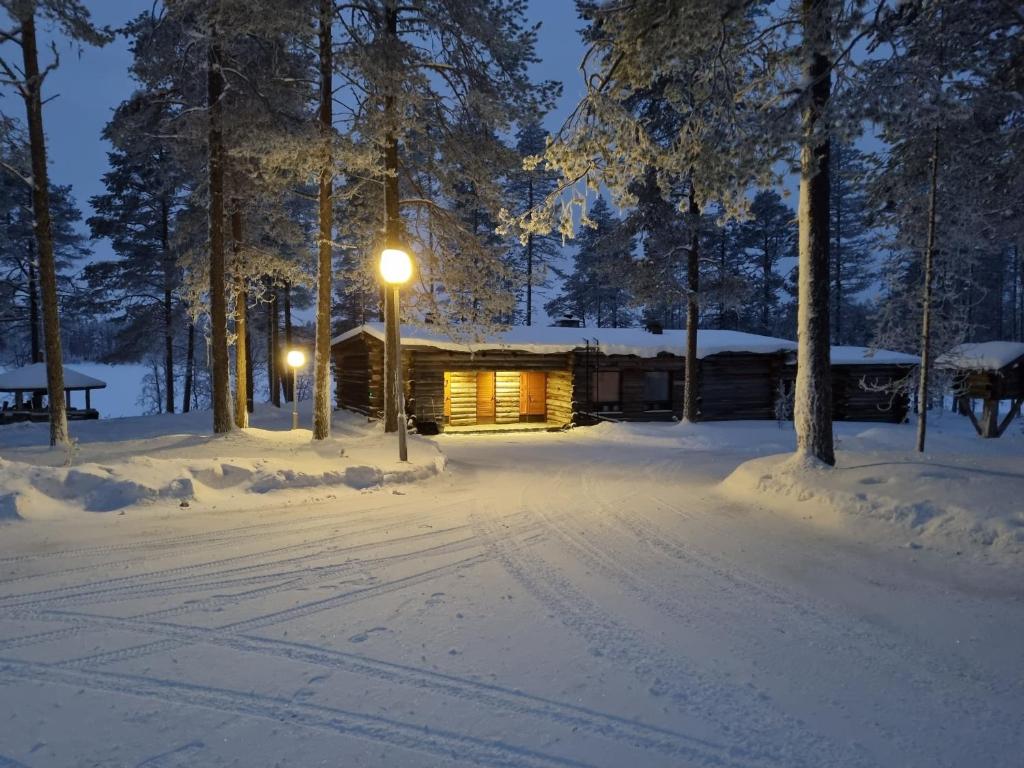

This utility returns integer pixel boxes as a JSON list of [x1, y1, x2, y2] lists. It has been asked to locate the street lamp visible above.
[[379, 246, 413, 461], [286, 349, 305, 430]]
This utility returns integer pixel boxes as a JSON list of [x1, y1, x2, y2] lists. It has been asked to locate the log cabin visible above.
[[937, 341, 1024, 438], [331, 323, 800, 431]]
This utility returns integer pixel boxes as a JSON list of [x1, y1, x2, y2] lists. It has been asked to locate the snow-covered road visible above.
[[1, 428, 1021, 767]]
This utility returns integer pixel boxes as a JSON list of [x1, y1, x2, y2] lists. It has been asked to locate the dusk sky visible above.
[[25, 0, 586, 266]]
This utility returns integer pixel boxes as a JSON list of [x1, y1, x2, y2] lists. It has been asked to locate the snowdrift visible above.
[[721, 424, 1024, 566], [0, 407, 445, 521]]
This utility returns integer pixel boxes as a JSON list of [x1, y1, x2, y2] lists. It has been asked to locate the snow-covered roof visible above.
[[826, 346, 920, 366], [935, 341, 1024, 372], [0, 363, 107, 392], [332, 322, 798, 359]]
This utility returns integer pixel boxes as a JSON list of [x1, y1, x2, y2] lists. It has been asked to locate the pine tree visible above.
[[829, 142, 874, 345], [735, 190, 796, 337], [0, 1, 110, 446], [545, 197, 635, 328], [505, 121, 561, 325]]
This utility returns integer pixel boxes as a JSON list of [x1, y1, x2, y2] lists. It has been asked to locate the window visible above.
[[591, 370, 621, 412], [643, 371, 671, 411]]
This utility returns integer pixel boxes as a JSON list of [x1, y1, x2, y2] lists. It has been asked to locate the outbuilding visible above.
[[0, 363, 106, 424], [937, 341, 1024, 437]]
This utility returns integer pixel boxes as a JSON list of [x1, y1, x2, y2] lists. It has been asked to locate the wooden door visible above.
[[476, 371, 496, 423], [519, 371, 547, 417]]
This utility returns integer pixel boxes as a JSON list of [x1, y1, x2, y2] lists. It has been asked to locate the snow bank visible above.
[[721, 425, 1024, 566], [0, 406, 445, 521], [936, 341, 1024, 371]]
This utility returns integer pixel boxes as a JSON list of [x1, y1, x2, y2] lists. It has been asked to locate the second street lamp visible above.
[[379, 247, 412, 461], [286, 349, 305, 430]]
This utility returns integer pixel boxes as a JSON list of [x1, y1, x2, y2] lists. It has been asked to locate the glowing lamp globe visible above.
[[379, 247, 413, 285], [286, 349, 305, 368]]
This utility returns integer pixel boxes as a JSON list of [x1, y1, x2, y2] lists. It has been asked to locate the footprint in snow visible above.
[[348, 626, 389, 643]]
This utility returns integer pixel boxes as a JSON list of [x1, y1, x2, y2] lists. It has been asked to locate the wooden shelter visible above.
[[937, 342, 1024, 438], [331, 324, 800, 431], [0, 363, 106, 424]]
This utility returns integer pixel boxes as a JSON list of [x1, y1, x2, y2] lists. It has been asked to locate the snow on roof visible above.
[[936, 341, 1024, 372], [827, 346, 920, 366], [332, 322, 798, 359], [0, 363, 107, 392]]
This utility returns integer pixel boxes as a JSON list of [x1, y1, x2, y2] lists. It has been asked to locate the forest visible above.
[[0, 0, 1020, 464]]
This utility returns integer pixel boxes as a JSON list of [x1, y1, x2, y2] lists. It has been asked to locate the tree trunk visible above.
[[161, 198, 175, 414], [245, 304, 253, 413], [19, 11, 68, 447], [269, 286, 281, 406], [26, 188, 41, 364], [284, 281, 293, 401], [683, 190, 700, 423], [794, 0, 835, 466], [312, 0, 334, 439], [916, 128, 940, 454], [183, 320, 195, 413], [832, 143, 842, 346], [762, 233, 771, 334], [207, 13, 232, 433], [526, 175, 534, 326], [231, 209, 247, 429], [382, 0, 401, 433]]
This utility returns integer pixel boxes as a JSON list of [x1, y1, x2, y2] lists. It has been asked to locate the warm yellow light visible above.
[[379, 247, 413, 285], [286, 349, 305, 368]]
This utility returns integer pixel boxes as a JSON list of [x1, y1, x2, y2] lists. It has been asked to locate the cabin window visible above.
[[592, 370, 621, 412], [643, 371, 672, 411]]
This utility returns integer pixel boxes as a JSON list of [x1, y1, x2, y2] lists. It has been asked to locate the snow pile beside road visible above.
[[0, 407, 445, 521], [722, 433, 1024, 566]]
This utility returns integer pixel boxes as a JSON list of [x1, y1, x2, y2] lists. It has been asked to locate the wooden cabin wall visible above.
[[409, 348, 572, 428], [546, 369, 573, 425], [957, 359, 1024, 401], [495, 372, 520, 424], [832, 365, 912, 423], [570, 351, 685, 421], [445, 371, 478, 426], [332, 335, 383, 417], [698, 352, 784, 421]]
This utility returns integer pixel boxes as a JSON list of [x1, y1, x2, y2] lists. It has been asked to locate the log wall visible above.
[[546, 369, 573, 425], [570, 351, 685, 421], [495, 371, 520, 424], [332, 335, 384, 417], [833, 365, 912, 423]]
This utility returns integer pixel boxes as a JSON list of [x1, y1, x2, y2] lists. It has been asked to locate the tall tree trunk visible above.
[[207, 13, 232, 433], [916, 129, 940, 454], [526, 175, 534, 325], [312, 0, 334, 439], [284, 281, 293, 400], [27, 249, 40, 363], [683, 190, 700, 422], [19, 11, 68, 447], [245, 304, 253, 413], [161, 199, 175, 414], [270, 286, 281, 406], [794, 0, 835, 466], [832, 143, 843, 345], [183, 320, 195, 413], [231, 210, 248, 429], [382, 0, 401, 433]]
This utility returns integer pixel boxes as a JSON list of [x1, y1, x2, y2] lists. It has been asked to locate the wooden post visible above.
[[86, 389, 91, 411]]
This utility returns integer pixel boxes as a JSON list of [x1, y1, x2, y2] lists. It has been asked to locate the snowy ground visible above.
[[0, 410, 1022, 767]]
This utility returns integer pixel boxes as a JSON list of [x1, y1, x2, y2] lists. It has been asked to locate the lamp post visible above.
[[286, 349, 305, 430], [379, 246, 413, 461]]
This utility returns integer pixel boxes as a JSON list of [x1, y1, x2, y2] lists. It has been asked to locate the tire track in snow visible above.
[[0, 505, 474, 609], [0, 531, 486, 655], [469, 477, 868, 768], [0, 658, 597, 768], [8, 608, 746, 767]]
